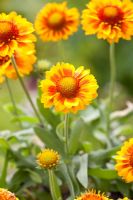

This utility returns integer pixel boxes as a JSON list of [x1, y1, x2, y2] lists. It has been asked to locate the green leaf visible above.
[[89, 146, 121, 164], [113, 125, 133, 137], [88, 168, 118, 179], [37, 99, 60, 129], [56, 122, 65, 142], [58, 163, 75, 199], [34, 126, 65, 157], [4, 103, 24, 115], [0, 138, 9, 150], [80, 106, 100, 123], [48, 170, 62, 200], [76, 154, 88, 188], [82, 142, 92, 153], [117, 180, 131, 196], [27, 169, 42, 184], [12, 116, 38, 124], [69, 119, 84, 154]]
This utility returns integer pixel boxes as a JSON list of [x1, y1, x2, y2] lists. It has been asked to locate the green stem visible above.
[[48, 169, 62, 200], [64, 114, 69, 154], [11, 55, 43, 125], [0, 151, 9, 187], [109, 43, 116, 105], [5, 77, 22, 128], [107, 43, 116, 135]]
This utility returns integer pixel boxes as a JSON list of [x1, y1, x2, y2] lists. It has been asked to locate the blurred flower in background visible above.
[[81, 0, 133, 43], [35, 2, 80, 42]]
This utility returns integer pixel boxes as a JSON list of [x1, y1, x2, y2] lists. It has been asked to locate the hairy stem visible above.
[[64, 113, 69, 154], [11, 55, 43, 125]]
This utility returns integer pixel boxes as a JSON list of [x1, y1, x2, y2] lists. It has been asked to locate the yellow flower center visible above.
[[48, 12, 65, 28], [58, 77, 78, 98], [103, 6, 118, 18], [37, 149, 60, 169], [0, 21, 19, 43]]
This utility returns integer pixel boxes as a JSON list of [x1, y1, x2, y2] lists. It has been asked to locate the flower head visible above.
[[37, 149, 60, 169], [0, 12, 36, 56], [0, 188, 18, 200], [81, 0, 133, 43], [40, 62, 98, 113], [35, 2, 79, 41], [74, 190, 110, 200], [5, 44, 36, 79], [115, 138, 133, 183]]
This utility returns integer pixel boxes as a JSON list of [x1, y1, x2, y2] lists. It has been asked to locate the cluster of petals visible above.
[[0, 12, 36, 82], [81, 0, 133, 43], [115, 138, 133, 183], [35, 2, 80, 42], [40, 62, 98, 113], [74, 190, 110, 200]]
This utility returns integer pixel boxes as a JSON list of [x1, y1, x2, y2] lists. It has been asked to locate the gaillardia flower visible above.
[[115, 138, 133, 183], [0, 188, 18, 200], [81, 0, 133, 43], [5, 44, 36, 79], [35, 2, 79, 41], [37, 149, 60, 169], [40, 62, 98, 113], [74, 190, 110, 200], [0, 12, 36, 56]]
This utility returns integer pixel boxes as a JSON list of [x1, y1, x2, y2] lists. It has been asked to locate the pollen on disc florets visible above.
[[58, 76, 78, 98], [0, 188, 17, 200], [37, 148, 60, 169]]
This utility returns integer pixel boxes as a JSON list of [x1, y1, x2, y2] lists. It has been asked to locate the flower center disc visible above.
[[99, 6, 123, 25], [48, 12, 65, 29], [0, 21, 19, 43], [58, 77, 78, 98]]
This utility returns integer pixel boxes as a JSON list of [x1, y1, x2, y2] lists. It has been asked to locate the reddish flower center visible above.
[[98, 6, 124, 26], [0, 55, 10, 65], [48, 12, 65, 29], [58, 77, 78, 98], [0, 21, 19, 43]]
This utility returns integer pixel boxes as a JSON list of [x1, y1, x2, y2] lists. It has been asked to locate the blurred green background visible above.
[[0, 0, 133, 130]]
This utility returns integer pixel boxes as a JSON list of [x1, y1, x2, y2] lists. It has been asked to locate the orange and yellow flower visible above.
[[0, 12, 36, 56], [74, 190, 110, 200], [35, 2, 79, 42], [5, 44, 36, 79], [37, 149, 60, 169], [81, 0, 133, 43], [40, 62, 98, 113], [0, 188, 18, 200], [115, 138, 133, 183]]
